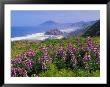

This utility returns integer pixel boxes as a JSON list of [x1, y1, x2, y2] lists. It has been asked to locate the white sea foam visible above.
[[11, 32, 64, 41], [60, 27, 79, 33]]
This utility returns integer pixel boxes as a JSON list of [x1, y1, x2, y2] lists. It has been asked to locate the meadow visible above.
[[11, 36, 100, 77]]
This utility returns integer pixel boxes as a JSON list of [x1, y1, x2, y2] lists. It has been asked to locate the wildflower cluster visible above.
[[11, 49, 36, 77], [67, 43, 77, 67], [82, 37, 100, 70], [85, 36, 94, 51], [11, 36, 100, 77], [56, 46, 66, 62], [40, 46, 51, 70]]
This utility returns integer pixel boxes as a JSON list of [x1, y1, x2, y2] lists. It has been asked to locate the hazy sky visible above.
[[11, 10, 100, 27]]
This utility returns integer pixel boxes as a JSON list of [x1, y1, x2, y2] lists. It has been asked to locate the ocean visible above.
[[11, 27, 44, 38]]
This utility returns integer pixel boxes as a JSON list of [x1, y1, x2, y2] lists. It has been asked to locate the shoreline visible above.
[[11, 32, 64, 41]]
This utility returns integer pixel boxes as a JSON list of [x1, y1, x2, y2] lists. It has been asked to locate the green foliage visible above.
[[76, 69, 100, 77], [39, 63, 58, 77], [39, 63, 76, 77], [83, 20, 100, 37], [11, 36, 100, 77], [38, 63, 100, 77]]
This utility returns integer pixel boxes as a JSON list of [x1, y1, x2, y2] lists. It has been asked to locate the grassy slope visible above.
[[11, 36, 100, 58], [11, 36, 100, 77]]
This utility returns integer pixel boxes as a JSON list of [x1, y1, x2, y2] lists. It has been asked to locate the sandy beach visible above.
[[11, 33, 64, 41]]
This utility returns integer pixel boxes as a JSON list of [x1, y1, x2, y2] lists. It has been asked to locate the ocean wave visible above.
[[11, 32, 64, 41], [11, 33, 46, 41]]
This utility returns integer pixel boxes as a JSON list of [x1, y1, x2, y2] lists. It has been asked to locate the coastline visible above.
[[11, 32, 64, 41]]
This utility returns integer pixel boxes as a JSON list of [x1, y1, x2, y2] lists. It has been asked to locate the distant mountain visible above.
[[11, 20, 99, 38], [70, 20, 96, 28], [39, 20, 58, 26], [36, 21, 59, 31], [71, 21, 86, 27], [83, 20, 100, 37], [45, 29, 63, 35], [36, 20, 96, 33]]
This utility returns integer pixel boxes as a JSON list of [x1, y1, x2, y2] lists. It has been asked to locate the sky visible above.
[[11, 10, 100, 27]]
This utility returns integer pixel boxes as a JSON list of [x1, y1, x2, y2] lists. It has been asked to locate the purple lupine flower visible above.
[[57, 46, 64, 55], [40, 56, 49, 70], [14, 54, 23, 64], [41, 46, 48, 53], [41, 53, 50, 62], [15, 57, 22, 64], [40, 46, 51, 70], [83, 52, 91, 61], [93, 47, 98, 53], [71, 54, 77, 67], [40, 57, 46, 63], [17, 67, 23, 75], [85, 36, 94, 51], [62, 53, 66, 62], [96, 51, 100, 64], [67, 43, 77, 66], [22, 69, 28, 77], [24, 59, 34, 70], [11, 67, 28, 77], [92, 44, 100, 64], [42, 46, 50, 61], [86, 43, 93, 51], [40, 58, 47, 70], [93, 44, 100, 53], [11, 67, 17, 77], [57, 46, 66, 62], [17, 68, 28, 77], [11, 59, 17, 67], [43, 55, 50, 62], [24, 49, 36, 58], [67, 44, 75, 52]]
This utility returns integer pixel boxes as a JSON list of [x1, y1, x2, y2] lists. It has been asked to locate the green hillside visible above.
[[83, 20, 100, 37]]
